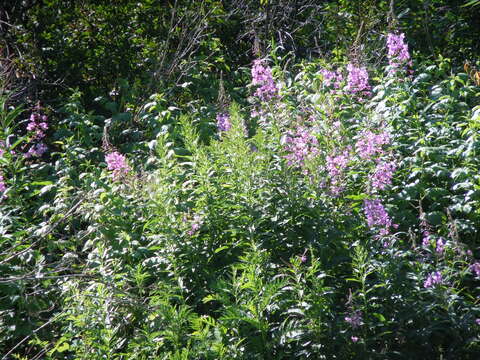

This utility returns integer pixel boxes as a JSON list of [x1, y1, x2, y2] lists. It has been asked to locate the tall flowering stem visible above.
[[105, 151, 130, 180], [0, 174, 6, 193], [371, 160, 396, 190], [25, 110, 49, 158], [355, 130, 390, 160], [424, 271, 442, 288], [326, 149, 350, 195], [386, 33, 412, 72], [346, 64, 371, 97], [321, 68, 343, 89], [251, 59, 278, 101], [283, 127, 319, 169], [363, 199, 396, 237], [216, 112, 231, 133]]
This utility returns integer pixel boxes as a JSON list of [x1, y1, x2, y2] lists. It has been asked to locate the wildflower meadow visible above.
[[1, 1, 480, 359]]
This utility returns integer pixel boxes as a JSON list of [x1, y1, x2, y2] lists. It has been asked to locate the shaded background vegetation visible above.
[[0, 0, 480, 359], [2, 0, 479, 106]]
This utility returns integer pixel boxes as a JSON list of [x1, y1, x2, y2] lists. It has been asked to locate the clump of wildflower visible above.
[[283, 127, 319, 168], [321, 68, 343, 88], [419, 214, 432, 247], [470, 262, 480, 278], [326, 149, 350, 195], [345, 310, 363, 329], [386, 33, 412, 71], [216, 112, 231, 132], [299, 249, 308, 263], [187, 215, 202, 236], [0, 174, 6, 193], [105, 151, 130, 179], [363, 199, 396, 236], [26, 112, 49, 140], [424, 271, 442, 288], [355, 130, 390, 160], [326, 150, 349, 178], [25, 142, 48, 158], [251, 59, 278, 101], [436, 238, 445, 254], [346, 63, 371, 96], [476, 318, 480, 326], [371, 160, 396, 190], [351, 336, 360, 343]]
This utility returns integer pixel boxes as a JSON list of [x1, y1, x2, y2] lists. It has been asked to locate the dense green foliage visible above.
[[1, 1, 480, 359]]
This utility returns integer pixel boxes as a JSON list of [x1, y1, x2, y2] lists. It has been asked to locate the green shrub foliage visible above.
[[1, 3, 480, 360]]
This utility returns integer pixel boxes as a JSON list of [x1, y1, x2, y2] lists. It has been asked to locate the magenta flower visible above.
[[26, 112, 49, 139], [25, 142, 48, 158], [326, 151, 349, 178], [372, 161, 396, 190], [326, 149, 350, 195], [363, 199, 396, 236], [105, 151, 130, 179], [436, 238, 445, 254], [351, 336, 359, 343], [424, 271, 442, 288], [283, 127, 319, 168], [470, 262, 480, 278], [346, 64, 371, 95], [0, 174, 6, 193], [356, 131, 390, 160], [251, 59, 278, 101], [216, 112, 231, 132], [187, 215, 202, 236], [345, 310, 363, 329], [386, 33, 412, 71], [321, 69, 343, 88]]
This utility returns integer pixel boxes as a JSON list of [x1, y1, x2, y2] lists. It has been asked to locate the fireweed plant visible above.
[[1, 34, 480, 359]]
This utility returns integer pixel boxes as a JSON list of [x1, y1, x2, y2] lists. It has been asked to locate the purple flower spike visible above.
[[363, 199, 395, 237], [346, 64, 371, 96], [424, 271, 442, 288], [387, 33, 412, 71], [105, 151, 130, 179], [470, 262, 480, 278], [216, 112, 231, 132], [251, 59, 278, 101], [0, 174, 6, 193], [345, 310, 363, 329], [372, 161, 396, 190]]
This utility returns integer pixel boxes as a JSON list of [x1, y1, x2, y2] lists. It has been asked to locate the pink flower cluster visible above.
[[372, 161, 396, 190], [0, 174, 6, 193], [326, 149, 350, 194], [25, 142, 48, 159], [470, 262, 480, 278], [284, 127, 319, 168], [187, 215, 202, 236], [321, 69, 343, 88], [435, 238, 445, 254], [363, 199, 396, 236], [105, 151, 130, 179], [251, 59, 278, 101], [386, 33, 412, 70], [25, 111, 49, 158], [345, 310, 363, 328], [356, 130, 390, 160], [27, 112, 49, 139], [424, 271, 442, 288], [216, 112, 231, 132], [346, 64, 371, 96]]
